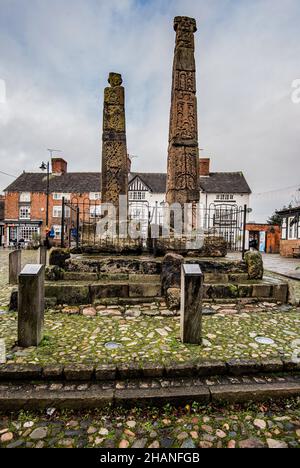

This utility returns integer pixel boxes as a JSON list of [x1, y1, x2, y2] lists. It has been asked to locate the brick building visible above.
[[3, 157, 251, 247], [0, 195, 4, 246], [246, 223, 281, 254], [278, 206, 300, 257]]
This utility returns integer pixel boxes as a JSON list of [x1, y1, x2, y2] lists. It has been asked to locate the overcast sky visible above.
[[0, 0, 299, 222]]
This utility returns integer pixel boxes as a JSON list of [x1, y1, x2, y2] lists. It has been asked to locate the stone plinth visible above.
[[18, 264, 45, 347], [180, 263, 203, 344], [9, 249, 21, 285]]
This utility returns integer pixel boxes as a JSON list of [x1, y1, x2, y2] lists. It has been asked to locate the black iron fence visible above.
[[61, 197, 247, 255]]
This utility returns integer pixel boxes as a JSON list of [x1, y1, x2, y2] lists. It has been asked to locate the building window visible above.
[[216, 194, 234, 201], [19, 206, 31, 220], [20, 226, 39, 242], [129, 191, 146, 201], [281, 218, 287, 240], [89, 192, 101, 201], [19, 192, 31, 202], [52, 193, 71, 201], [288, 216, 298, 240], [52, 206, 70, 218]]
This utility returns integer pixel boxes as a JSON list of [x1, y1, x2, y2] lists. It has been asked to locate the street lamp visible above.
[[40, 161, 50, 242]]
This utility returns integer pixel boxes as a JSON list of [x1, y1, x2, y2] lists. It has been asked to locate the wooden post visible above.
[[39, 246, 47, 266], [180, 263, 203, 345], [9, 249, 21, 285], [18, 264, 45, 347]]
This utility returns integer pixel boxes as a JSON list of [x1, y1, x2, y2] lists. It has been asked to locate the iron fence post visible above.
[[242, 204, 247, 259]]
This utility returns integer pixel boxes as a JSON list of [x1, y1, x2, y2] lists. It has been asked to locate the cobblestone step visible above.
[[0, 374, 300, 410]]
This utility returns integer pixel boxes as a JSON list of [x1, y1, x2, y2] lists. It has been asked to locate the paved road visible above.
[[228, 251, 300, 280]]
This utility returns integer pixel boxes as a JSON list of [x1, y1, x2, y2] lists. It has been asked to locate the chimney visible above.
[[199, 158, 210, 177], [51, 158, 67, 175], [127, 155, 132, 173]]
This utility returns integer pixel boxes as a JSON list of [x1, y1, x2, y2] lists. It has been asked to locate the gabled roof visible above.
[[129, 173, 167, 193], [5, 172, 101, 193], [199, 172, 251, 194], [4, 171, 251, 195]]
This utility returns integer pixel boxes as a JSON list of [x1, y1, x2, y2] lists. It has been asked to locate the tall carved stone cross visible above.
[[166, 17, 200, 206], [101, 73, 128, 219]]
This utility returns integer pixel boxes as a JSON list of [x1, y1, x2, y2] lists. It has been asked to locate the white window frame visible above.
[[19, 205, 31, 220], [281, 218, 287, 240], [20, 225, 40, 242], [288, 216, 298, 240], [52, 206, 70, 218], [52, 193, 71, 201], [89, 192, 101, 201]]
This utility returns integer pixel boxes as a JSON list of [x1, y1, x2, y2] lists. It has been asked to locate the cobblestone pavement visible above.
[[0, 399, 299, 448], [1, 308, 300, 365], [0, 249, 37, 309], [228, 251, 300, 280]]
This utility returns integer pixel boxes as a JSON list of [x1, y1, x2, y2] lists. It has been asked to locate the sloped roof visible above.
[[199, 172, 251, 194], [129, 173, 167, 193], [4, 171, 251, 195]]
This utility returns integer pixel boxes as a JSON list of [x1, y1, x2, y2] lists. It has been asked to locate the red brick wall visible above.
[[199, 158, 210, 176], [4, 191, 98, 244], [280, 239, 300, 257]]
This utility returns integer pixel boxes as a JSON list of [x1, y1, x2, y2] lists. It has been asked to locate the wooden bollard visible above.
[[180, 264, 203, 345], [39, 246, 47, 266], [9, 249, 21, 285], [18, 264, 45, 347]]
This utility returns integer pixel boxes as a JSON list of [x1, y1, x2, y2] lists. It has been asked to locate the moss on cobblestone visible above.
[[0, 309, 300, 365]]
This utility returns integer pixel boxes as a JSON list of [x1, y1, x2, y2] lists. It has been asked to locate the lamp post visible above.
[[40, 161, 50, 244]]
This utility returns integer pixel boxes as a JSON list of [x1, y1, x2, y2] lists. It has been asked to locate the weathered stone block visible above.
[[161, 253, 184, 295], [45, 265, 65, 281], [90, 284, 129, 301], [142, 363, 165, 378], [165, 362, 196, 378], [95, 365, 117, 381], [117, 363, 143, 379], [196, 360, 227, 376], [272, 284, 288, 303], [46, 284, 90, 305], [238, 284, 253, 298], [49, 248, 70, 269], [129, 283, 161, 298], [244, 251, 264, 280], [0, 364, 42, 381], [227, 359, 263, 375], [166, 287, 181, 310], [252, 284, 272, 298], [64, 365, 94, 381], [42, 365, 64, 380]]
